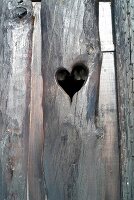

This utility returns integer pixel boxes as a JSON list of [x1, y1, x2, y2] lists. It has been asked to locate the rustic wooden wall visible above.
[[0, 1, 122, 200], [41, 0, 120, 199], [113, 0, 134, 199]]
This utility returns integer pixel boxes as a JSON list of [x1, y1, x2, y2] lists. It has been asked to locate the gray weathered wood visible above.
[[99, 3, 120, 200], [0, 1, 121, 199], [113, 0, 134, 199], [28, 3, 46, 200], [98, 52, 120, 200], [0, 0, 33, 199], [41, 0, 120, 199]]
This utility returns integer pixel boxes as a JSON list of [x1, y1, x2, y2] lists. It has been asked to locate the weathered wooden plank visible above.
[[41, 0, 120, 199], [113, 0, 134, 199], [98, 52, 120, 200], [27, 3, 46, 200], [98, 4, 120, 199], [0, 0, 33, 199]]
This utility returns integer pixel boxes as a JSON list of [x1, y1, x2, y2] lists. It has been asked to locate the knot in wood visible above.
[[15, 7, 27, 19]]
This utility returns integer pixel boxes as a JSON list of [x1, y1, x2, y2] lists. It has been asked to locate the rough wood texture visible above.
[[41, 1, 120, 199], [99, 4, 120, 200], [28, 3, 46, 200], [98, 53, 120, 200], [113, 0, 134, 199], [0, 0, 33, 199]]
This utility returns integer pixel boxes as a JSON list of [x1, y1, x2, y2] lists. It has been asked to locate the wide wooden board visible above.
[[41, 0, 120, 199], [0, 0, 33, 199]]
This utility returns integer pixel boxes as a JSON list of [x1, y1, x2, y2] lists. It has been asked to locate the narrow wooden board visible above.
[[113, 0, 134, 199], [28, 3, 46, 200]]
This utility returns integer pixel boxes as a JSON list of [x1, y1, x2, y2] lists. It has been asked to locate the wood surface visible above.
[[41, 1, 120, 199], [0, 0, 33, 199], [113, 0, 134, 199], [28, 3, 46, 200], [0, 1, 121, 200], [99, 3, 120, 200]]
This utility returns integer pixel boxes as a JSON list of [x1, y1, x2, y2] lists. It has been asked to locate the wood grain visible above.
[[113, 0, 134, 199], [0, 0, 33, 199], [28, 3, 46, 200], [41, 0, 120, 199], [0, 1, 121, 199]]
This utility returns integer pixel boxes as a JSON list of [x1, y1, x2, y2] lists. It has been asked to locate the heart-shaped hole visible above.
[[56, 64, 88, 102]]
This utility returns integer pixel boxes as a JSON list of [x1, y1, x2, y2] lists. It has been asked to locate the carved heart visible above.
[[56, 64, 88, 101]]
